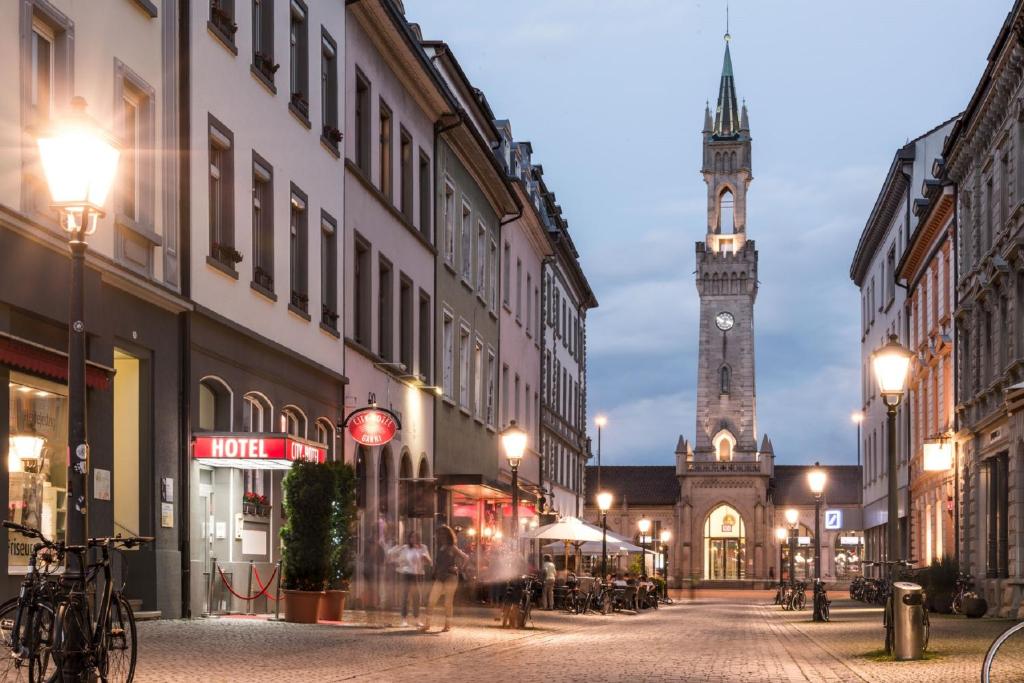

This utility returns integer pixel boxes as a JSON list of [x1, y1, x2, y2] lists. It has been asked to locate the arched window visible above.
[[720, 366, 731, 395], [198, 377, 232, 431], [242, 392, 273, 432], [314, 417, 335, 460], [280, 405, 306, 437], [713, 430, 735, 462], [719, 189, 734, 234]]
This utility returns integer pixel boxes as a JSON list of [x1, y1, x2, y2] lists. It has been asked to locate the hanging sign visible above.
[[344, 405, 401, 446], [824, 509, 843, 530], [192, 434, 326, 467]]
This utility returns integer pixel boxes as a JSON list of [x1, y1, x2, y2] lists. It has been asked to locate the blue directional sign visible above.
[[824, 509, 843, 530]]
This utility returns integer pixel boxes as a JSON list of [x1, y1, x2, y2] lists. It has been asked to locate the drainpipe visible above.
[[951, 180, 961, 567], [178, 0, 192, 620], [898, 158, 913, 563]]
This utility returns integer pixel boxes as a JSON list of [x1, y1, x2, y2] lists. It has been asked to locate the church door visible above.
[[704, 505, 746, 580]]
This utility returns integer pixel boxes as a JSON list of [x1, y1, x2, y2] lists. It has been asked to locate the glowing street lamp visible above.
[[597, 491, 613, 580], [501, 420, 528, 542], [638, 516, 652, 576], [872, 334, 912, 570], [807, 462, 828, 621]]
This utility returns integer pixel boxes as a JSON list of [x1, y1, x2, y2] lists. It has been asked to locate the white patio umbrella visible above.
[[524, 516, 606, 571]]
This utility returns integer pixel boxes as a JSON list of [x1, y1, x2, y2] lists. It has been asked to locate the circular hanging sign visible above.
[[345, 406, 400, 446]]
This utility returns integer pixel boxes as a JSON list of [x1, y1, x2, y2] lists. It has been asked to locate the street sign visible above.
[[345, 405, 401, 446], [824, 509, 843, 530]]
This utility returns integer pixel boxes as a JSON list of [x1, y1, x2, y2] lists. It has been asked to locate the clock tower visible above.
[[693, 32, 759, 462]]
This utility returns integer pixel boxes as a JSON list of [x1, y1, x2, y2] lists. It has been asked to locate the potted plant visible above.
[[319, 461, 357, 622], [280, 461, 334, 623]]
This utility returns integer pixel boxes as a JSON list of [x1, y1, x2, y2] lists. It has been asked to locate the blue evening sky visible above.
[[405, 0, 1010, 466]]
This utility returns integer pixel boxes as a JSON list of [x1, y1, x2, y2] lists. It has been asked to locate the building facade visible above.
[[850, 118, 954, 576]]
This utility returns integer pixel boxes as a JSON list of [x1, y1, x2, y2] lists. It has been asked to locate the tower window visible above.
[[720, 366, 731, 394], [719, 189, 734, 234]]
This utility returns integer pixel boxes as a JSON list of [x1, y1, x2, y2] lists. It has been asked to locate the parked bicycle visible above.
[[812, 579, 830, 622], [500, 574, 538, 628], [950, 571, 977, 616]]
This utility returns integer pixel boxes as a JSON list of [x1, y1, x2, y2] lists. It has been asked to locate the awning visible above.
[[0, 333, 112, 390], [192, 432, 327, 470]]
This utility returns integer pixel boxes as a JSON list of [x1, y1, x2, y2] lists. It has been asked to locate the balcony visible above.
[[686, 460, 763, 474]]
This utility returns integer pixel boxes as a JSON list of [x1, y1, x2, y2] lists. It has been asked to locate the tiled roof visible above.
[[772, 465, 862, 507], [584, 466, 679, 507]]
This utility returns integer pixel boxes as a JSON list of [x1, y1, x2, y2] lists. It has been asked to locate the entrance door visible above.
[[196, 468, 214, 612], [703, 504, 746, 580], [707, 539, 745, 579]]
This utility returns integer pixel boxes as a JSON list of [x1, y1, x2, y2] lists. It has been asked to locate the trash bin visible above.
[[893, 581, 926, 661]]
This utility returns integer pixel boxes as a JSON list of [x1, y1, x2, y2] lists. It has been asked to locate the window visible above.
[[486, 351, 496, 426], [986, 177, 994, 253], [514, 374, 521, 422], [535, 287, 540, 339], [281, 406, 306, 437], [379, 99, 393, 199], [886, 245, 896, 305], [459, 326, 470, 408], [442, 312, 454, 398], [320, 212, 338, 330], [526, 273, 533, 334], [718, 189, 734, 234], [353, 235, 371, 345], [320, 29, 340, 150], [252, 0, 277, 86], [720, 366, 731, 394], [525, 383, 532, 432], [243, 392, 272, 431], [209, 0, 237, 47], [443, 183, 455, 263], [419, 150, 431, 238], [515, 258, 523, 321], [314, 418, 335, 461], [116, 70, 155, 230], [503, 242, 511, 305], [354, 71, 370, 172], [400, 127, 413, 221], [473, 339, 483, 417], [1001, 151, 1010, 230], [461, 203, 473, 281], [378, 257, 393, 360], [208, 116, 236, 266], [252, 153, 274, 292], [289, 0, 309, 120], [29, 25, 54, 127], [502, 364, 510, 427], [418, 291, 431, 381], [399, 276, 413, 372], [289, 185, 309, 315], [489, 240, 498, 310], [198, 377, 232, 431], [476, 222, 487, 294]]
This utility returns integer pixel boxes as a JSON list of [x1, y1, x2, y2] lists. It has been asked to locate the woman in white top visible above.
[[391, 530, 432, 627]]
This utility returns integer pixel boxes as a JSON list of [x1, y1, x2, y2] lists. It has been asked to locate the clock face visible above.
[[715, 312, 735, 331]]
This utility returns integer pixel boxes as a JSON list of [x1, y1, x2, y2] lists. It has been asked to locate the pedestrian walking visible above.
[[542, 554, 557, 610], [391, 530, 431, 627], [420, 525, 468, 633]]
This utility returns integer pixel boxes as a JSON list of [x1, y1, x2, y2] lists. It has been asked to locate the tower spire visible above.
[[713, 27, 739, 138]]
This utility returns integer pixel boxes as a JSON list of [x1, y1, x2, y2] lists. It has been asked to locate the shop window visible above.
[[834, 534, 864, 580], [8, 375, 68, 573], [113, 350, 142, 538], [281, 406, 306, 437], [198, 377, 232, 431]]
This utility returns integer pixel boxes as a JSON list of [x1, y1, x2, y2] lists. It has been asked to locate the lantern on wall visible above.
[[923, 437, 954, 472]]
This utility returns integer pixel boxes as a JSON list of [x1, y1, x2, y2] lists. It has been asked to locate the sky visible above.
[[405, 0, 1011, 467]]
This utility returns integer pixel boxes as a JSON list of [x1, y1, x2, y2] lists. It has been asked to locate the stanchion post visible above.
[[246, 561, 254, 616], [274, 560, 282, 621], [207, 557, 218, 616]]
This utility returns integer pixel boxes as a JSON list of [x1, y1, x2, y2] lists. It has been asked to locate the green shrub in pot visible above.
[[326, 460, 358, 590], [280, 460, 334, 591]]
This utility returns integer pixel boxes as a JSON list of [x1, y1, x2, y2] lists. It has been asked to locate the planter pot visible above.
[[963, 595, 988, 618], [318, 590, 348, 622], [283, 590, 321, 623]]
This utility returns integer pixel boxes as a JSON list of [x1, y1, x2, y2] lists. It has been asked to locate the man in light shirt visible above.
[[542, 554, 557, 610]]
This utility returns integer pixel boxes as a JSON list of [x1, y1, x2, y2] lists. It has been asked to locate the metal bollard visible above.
[[893, 582, 926, 661], [246, 561, 254, 615], [206, 557, 218, 617], [274, 561, 282, 621]]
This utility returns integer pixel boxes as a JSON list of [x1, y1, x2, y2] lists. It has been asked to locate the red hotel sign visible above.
[[193, 434, 326, 465], [346, 406, 400, 446]]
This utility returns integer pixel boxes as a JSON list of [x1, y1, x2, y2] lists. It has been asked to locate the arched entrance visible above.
[[704, 505, 746, 580]]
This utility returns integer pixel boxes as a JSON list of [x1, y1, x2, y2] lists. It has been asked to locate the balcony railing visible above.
[[686, 460, 762, 474]]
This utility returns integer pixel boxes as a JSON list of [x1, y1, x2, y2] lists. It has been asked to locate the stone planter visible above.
[[963, 594, 988, 618], [283, 590, 321, 623], [318, 590, 348, 622]]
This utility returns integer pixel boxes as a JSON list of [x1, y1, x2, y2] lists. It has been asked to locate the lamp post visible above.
[[597, 491, 613, 581], [872, 334, 912, 574], [775, 527, 787, 590], [808, 463, 828, 622], [500, 420, 528, 544], [785, 508, 799, 587], [660, 529, 671, 595], [36, 97, 120, 557], [595, 415, 607, 492], [638, 517, 652, 577], [851, 411, 864, 468]]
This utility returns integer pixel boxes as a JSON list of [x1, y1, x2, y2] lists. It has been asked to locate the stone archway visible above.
[[703, 504, 746, 580]]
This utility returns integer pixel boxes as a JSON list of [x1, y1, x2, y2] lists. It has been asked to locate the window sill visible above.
[[474, 415, 485, 425], [443, 261, 457, 276], [319, 322, 340, 338], [250, 64, 277, 95], [503, 302, 512, 314], [288, 303, 312, 322], [461, 278, 474, 293], [344, 159, 435, 254], [442, 395, 456, 407], [131, 0, 158, 17], [459, 406, 472, 417], [207, 21, 238, 55], [250, 280, 277, 302], [206, 255, 239, 280], [288, 102, 311, 129], [488, 309, 498, 322], [320, 135, 341, 158], [115, 214, 162, 246], [515, 317, 522, 327]]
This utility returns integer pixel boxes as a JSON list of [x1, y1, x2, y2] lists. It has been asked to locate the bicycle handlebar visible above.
[[2, 520, 55, 547]]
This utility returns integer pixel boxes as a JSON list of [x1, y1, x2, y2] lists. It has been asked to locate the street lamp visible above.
[[807, 463, 828, 622], [785, 508, 799, 587], [36, 97, 119, 558], [775, 527, 788, 588], [872, 334, 912, 572], [595, 415, 607, 492], [851, 411, 864, 468], [597, 491, 613, 580], [500, 420, 528, 543], [638, 516, 652, 577], [660, 529, 672, 594]]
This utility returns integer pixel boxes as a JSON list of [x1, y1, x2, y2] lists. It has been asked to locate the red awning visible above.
[[0, 335, 111, 391]]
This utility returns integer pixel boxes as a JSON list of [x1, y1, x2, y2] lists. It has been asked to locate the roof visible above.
[[584, 466, 679, 507], [771, 465, 862, 507], [713, 39, 740, 138]]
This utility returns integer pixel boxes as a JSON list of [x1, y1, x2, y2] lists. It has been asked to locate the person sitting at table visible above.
[[612, 573, 628, 587]]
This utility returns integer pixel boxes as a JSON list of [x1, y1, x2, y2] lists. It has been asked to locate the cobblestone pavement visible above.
[[131, 590, 1008, 682]]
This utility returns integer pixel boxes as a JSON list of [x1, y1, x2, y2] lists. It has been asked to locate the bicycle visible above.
[[812, 579, 830, 622], [50, 534, 152, 682], [786, 581, 807, 611], [981, 619, 1024, 681], [500, 574, 537, 629], [0, 520, 64, 682], [950, 571, 977, 616]]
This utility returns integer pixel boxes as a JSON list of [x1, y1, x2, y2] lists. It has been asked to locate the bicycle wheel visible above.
[[27, 601, 56, 683], [51, 598, 91, 680], [102, 594, 137, 683], [883, 600, 893, 656], [0, 597, 32, 682], [820, 597, 830, 623], [921, 608, 930, 652], [983, 620, 1024, 682], [796, 592, 806, 611]]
